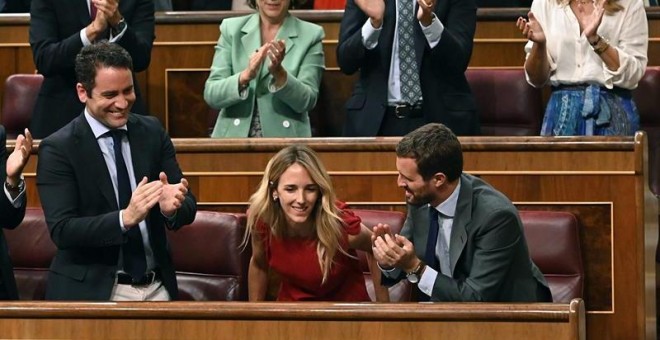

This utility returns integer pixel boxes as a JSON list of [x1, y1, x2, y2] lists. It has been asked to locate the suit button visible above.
[[233, 119, 240, 126], [282, 120, 290, 128]]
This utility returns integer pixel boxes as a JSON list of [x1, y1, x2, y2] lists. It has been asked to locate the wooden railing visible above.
[[0, 299, 586, 339]]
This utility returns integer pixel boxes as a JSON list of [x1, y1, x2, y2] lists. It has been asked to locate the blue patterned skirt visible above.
[[541, 84, 640, 136]]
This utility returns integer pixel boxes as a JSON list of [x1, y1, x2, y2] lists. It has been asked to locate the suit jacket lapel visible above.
[[72, 114, 117, 209], [414, 205, 431, 261], [449, 174, 470, 274], [126, 115, 149, 192]]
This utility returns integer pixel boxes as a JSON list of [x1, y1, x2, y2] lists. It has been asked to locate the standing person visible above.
[[516, 0, 648, 136], [337, 0, 479, 137], [245, 144, 389, 301], [29, 0, 155, 139], [203, 0, 324, 137], [0, 127, 33, 300], [372, 123, 551, 302], [37, 42, 196, 301]]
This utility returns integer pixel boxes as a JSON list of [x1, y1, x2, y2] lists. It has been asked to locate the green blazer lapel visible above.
[[449, 175, 471, 275], [240, 14, 265, 83]]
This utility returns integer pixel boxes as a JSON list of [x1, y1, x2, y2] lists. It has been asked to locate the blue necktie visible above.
[[109, 130, 146, 280]]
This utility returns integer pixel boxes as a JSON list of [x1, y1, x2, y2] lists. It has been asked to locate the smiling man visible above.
[[36, 41, 197, 301], [371, 123, 552, 302]]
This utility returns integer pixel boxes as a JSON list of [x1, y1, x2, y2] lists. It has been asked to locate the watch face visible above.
[[407, 273, 419, 284]]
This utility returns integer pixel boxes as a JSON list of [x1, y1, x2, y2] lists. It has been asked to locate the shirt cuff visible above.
[[3, 180, 25, 208], [361, 19, 381, 50], [420, 14, 443, 49], [80, 28, 92, 46], [119, 210, 129, 233], [417, 265, 438, 298]]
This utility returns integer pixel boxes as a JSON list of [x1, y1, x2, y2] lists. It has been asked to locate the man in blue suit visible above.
[[337, 0, 480, 137]]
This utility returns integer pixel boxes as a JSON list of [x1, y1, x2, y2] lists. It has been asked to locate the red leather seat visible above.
[[520, 210, 584, 303], [3, 208, 55, 300], [167, 210, 250, 301], [352, 209, 412, 302], [466, 68, 543, 136], [632, 66, 660, 197], [1, 74, 43, 139]]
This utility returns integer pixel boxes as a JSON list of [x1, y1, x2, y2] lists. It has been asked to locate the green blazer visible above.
[[204, 13, 325, 137], [384, 173, 551, 302]]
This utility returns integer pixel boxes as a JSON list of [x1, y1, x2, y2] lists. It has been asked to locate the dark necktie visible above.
[[425, 208, 440, 272], [90, 1, 97, 20], [108, 130, 146, 280], [397, 0, 423, 105]]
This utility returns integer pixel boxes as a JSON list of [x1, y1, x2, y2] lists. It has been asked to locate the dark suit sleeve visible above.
[[117, 0, 155, 72], [336, 0, 370, 75], [431, 209, 525, 301], [0, 126, 25, 230], [430, 0, 477, 74], [37, 138, 124, 249], [29, 0, 86, 77]]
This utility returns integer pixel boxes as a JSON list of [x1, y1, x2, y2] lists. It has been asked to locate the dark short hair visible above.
[[75, 41, 133, 95], [395, 123, 463, 182], [246, 0, 308, 10]]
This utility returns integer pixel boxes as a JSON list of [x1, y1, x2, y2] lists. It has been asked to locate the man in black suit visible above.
[[0, 127, 32, 300], [37, 42, 196, 301], [29, 0, 155, 139], [337, 0, 480, 136]]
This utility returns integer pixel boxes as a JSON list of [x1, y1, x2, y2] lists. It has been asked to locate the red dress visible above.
[[258, 203, 369, 301]]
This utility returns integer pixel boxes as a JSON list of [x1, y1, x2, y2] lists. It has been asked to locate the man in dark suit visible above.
[[37, 42, 196, 301], [372, 123, 551, 302], [337, 0, 480, 136], [0, 0, 31, 12], [0, 127, 32, 300], [29, 0, 155, 139]]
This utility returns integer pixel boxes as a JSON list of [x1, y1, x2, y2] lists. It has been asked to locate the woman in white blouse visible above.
[[516, 0, 648, 136]]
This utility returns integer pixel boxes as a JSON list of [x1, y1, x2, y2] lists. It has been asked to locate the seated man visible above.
[[36, 41, 197, 301], [372, 123, 551, 302]]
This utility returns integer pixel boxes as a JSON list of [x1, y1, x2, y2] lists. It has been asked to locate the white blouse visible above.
[[524, 0, 648, 90]]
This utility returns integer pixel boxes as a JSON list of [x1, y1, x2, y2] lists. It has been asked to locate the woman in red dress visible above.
[[245, 144, 388, 301]]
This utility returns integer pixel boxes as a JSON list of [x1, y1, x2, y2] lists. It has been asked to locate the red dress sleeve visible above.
[[336, 200, 362, 235]]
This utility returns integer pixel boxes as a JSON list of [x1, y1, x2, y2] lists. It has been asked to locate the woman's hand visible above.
[[516, 12, 546, 44], [267, 39, 288, 88], [239, 44, 269, 88], [580, 0, 605, 43]]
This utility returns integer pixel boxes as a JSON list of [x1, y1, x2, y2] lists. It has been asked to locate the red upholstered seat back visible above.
[[352, 209, 412, 302], [1, 74, 43, 139], [167, 210, 250, 301], [466, 68, 543, 136], [632, 66, 660, 197], [520, 210, 584, 303], [3, 207, 55, 300]]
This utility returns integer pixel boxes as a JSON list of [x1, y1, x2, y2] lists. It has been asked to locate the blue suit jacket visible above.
[[337, 0, 480, 136]]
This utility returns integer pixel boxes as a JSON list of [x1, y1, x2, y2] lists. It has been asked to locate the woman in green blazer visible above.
[[204, 0, 325, 137]]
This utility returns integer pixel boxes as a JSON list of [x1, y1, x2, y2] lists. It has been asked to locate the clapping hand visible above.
[[516, 12, 546, 44]]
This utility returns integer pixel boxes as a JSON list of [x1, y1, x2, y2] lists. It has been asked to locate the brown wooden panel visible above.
[[0, 300, 586, 340], [167, 70, 212, 137]]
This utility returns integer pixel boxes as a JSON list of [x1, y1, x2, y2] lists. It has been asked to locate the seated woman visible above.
[[244, 144, 388, 301], [203, 0, 325, 137], [516, 0, 648, 136]]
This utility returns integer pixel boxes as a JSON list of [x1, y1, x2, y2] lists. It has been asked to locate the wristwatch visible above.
[[5, 178, 24, 195], [406, 261, 426, 284], [111, 18, 127, 36]]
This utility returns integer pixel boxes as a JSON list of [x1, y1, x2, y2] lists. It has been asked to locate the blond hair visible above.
[[244, 144, 347, 284]]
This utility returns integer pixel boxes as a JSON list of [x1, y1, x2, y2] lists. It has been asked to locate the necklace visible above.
[[572, 0, 593, 4]]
